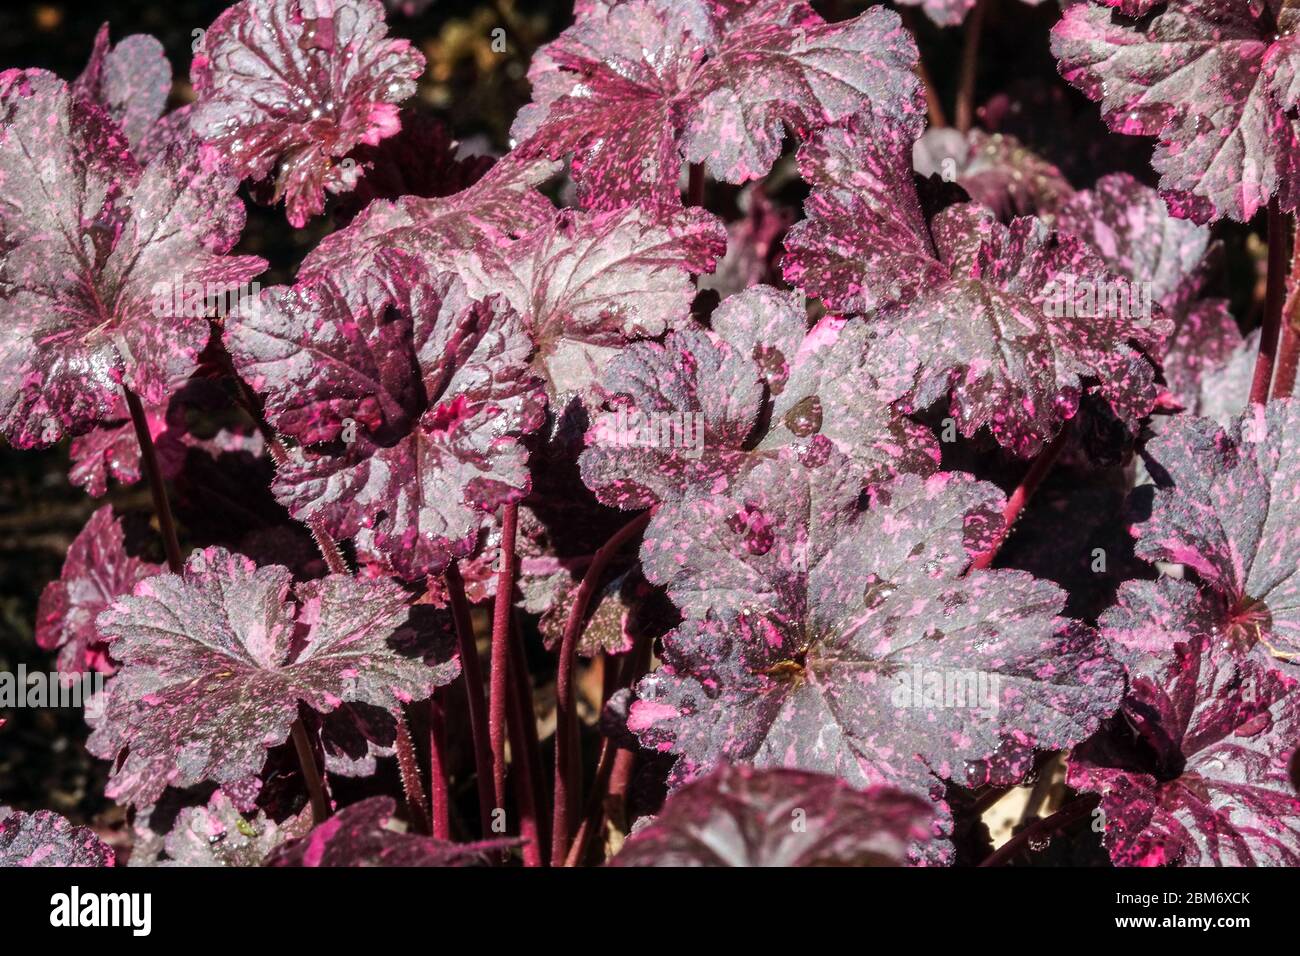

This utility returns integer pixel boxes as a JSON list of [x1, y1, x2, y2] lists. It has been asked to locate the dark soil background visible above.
[[0, 0, 1264, 840]]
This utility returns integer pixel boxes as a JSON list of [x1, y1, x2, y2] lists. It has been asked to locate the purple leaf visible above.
[[1055, 173, 1240, 410], [697, 184, 793, 300], [36, 506, 164, 675], [1070, 634, 1300, 866], [513, 0, 922, 211], [300, 152, 559, 281], [579, 286, 938, 510], [230, 268, 546, 579], [1051, 0, 1300, 223], [784, 109, 1168, 456], [0, 70, 265, 447], [89, 548, 458, 809], [1135, 400, 1300, 668], [0, 808, 115, 867], [631, 454, 1122, 817], [190, 0, 425, 226], [456, 205, 726, 398], [608, 764, 934, 866], [265, 796, 513, 866], [73, 23, 172, 154]]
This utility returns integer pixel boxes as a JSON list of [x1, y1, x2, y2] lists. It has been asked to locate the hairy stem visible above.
[[969, 421, 1071, 572], [123, 386, 184, 574], [489, 503, 519, 812], [290, 718, 331, 825], [979, 794, 1099, 867], [551, 508, 655, 866], [565, 635, 653, 866], [505, 653, 544, 866], [1249, 200, 1290, 405], [444, 563, 496, 834], [427, 695, 451, 840], [510, 611, 551, 854], [394, 711, 431, 835], [955, 0, 989, 134]]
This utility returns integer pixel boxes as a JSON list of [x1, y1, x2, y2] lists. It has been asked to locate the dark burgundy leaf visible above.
[[89, 548, 458, 809], [1052, 0, 1300, 223], [0, 808, 115, 867], [513, 0, 923, 210], [265, 796, 512, 866], [631, 455, 1121, 835], [0, 71, 265, 447], [783, 109, 1167, 456], [1055, 173, 1240, 410], [1134, 400, 1300, 667], [230, 267, 546, 579], [608, 764, 934, 866], [190, 0, 425, 226], [1070, 634, 1300, 866], [36, 506, 164, 675], [73, 23, 172, 154]]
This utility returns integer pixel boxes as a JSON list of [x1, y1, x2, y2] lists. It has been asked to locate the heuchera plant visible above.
[[2, 0, 1298, 870]]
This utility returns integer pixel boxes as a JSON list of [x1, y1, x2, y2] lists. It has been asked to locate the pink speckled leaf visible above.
[[579, 286, 938, 510], [301, 151, 558, 281], [73, 23, 172, 154], [1056, 173, 1240, 409], [912, 128, 1075, 221], [513, 0, 922, 211], [1070, 634, 1300, 866], [90, 547, 458, 809], [1135, 400, 1300, 666], [232, 266, 546, 579], [162, 790, 307, 866], [608, 764, 934, 866], [36, 506, 163, 675], [0, 808, 115, 867], [190, 0, 425, 226], [1051, 0, 1300, 223], [632, 454, 1122, 811], [0, 71, 265, 447], [265, 796, 513, 866], [456, 205, 725, 398], [784, 110, 1167, 457]]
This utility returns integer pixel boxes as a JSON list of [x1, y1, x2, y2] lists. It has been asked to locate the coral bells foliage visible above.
[[7, 0, 1300, 870]]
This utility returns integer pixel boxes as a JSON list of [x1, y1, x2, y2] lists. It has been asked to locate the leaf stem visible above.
[[955, 0, 989, 134], [123, 386, 184, 574], [1249, 200, 1290, 405], [505, 649, 544, 866], [394, 710, 431, 834], [444, 563, 497, 835], [969, 421, 1071, 572], [427, 695, 452, 840], [509, 611, 551, 854], [290, 717, 331, 826], [1270, 218, 1300, 400], [978, 793, 1099, 867], [564, 634, 653, 866], [489, 503, 519, 812], [551, 508, 655, 866]]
